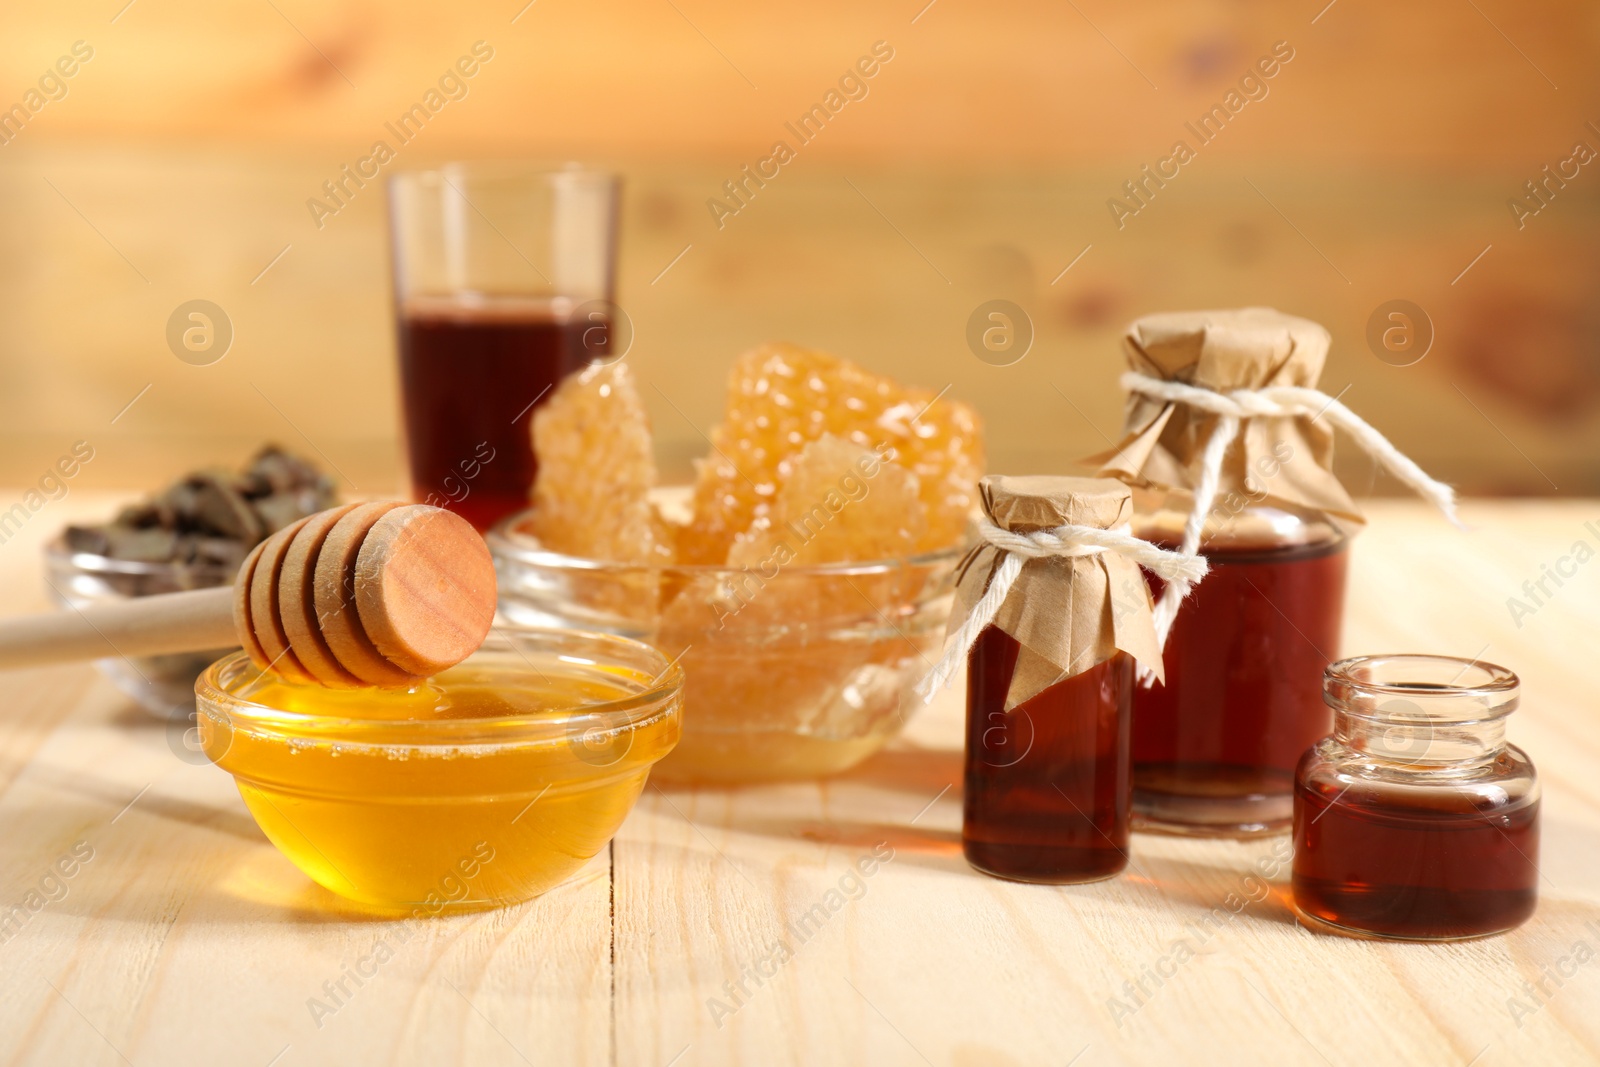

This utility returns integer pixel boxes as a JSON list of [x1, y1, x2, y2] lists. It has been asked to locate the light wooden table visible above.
[[2, 493, 1597, 1067]]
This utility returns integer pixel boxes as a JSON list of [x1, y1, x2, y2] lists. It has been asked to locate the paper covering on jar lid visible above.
[[1090, 307, 1363, 524], [949, 475, 1163, 711]]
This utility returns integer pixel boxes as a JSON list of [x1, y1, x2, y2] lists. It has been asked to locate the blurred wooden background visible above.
[[0, 0, 1596, 498]]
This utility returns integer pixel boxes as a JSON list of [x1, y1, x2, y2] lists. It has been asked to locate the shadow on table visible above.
[[834, 742, 963, 799], [1115, 852, 1300, 929], [652, 742, 969, 876], [20, 760, 264, 844], [710, 812, 968, 876]]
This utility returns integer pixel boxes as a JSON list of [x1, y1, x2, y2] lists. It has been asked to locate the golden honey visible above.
[[196, 630, 681, 912]]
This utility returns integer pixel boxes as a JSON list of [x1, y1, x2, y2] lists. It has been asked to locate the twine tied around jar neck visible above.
[[916, 513, 1207, 703], [1119, 369, 1464, 658]]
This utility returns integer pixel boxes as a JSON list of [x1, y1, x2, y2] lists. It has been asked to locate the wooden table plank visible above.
[[1, 494, 1598, 1065]]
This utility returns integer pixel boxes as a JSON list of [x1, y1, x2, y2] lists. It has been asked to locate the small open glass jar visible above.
[[1292, 654, 1540, 941], [197, 627, 681, 912]]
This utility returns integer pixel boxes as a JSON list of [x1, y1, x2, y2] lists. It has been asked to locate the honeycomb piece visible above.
[[727, 434, 926, 568], [657, 437, 930, 743], [529, 361, 669, 565], [679, 343, 983, 564]]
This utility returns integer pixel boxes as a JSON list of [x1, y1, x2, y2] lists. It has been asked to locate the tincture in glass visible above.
[[1292, 654, 1539, 940]]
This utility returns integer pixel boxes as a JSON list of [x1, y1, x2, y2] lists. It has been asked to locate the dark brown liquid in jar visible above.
[[397, 296, 605, 532], [1132, 536, 1347, 835], [963, 627, 1132, 883], [1293, 752, 1540, 939]]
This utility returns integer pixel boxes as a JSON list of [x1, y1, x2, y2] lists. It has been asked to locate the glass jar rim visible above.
[[195, 626, 682, 748], [1324, 654, 1519, 723], [487, 506, 967, 579]]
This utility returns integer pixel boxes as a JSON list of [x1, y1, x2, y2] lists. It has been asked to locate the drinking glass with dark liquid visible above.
[[389, 166, 619, 532]]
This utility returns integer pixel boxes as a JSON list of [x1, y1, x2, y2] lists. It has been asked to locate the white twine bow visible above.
[[1121, 370, 1463, 667], [916, 516, 1207, 703]]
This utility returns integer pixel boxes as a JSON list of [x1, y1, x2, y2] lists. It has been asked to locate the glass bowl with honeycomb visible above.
[[488, 343, 983, 784]]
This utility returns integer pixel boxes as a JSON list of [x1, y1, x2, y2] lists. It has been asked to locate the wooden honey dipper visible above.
[[0, 502, 497, 686]]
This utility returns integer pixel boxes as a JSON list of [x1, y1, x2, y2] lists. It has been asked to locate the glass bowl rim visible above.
[[487, 506, 967, 578], [44, 534, 238, 580], [195, 626, 684, 747]]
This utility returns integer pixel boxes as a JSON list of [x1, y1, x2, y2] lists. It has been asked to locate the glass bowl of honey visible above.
[[195, 627, 682, 911], [489, 513, 961, 784]]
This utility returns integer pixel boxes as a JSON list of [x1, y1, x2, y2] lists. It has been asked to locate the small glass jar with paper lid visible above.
[[920, 475, 1203, 883], [1094, 308, 1459, 837]]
